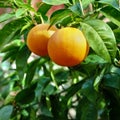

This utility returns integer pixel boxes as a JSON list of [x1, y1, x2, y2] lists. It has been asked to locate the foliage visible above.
[[0, 0, 120, 120]]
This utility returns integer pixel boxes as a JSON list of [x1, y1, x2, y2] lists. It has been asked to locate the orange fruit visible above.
[[27, 23, 57, 56], [48, 27, 89, 66]]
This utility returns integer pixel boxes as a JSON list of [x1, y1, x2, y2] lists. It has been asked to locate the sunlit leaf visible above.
[[0, 13, 15, 23], [15, 8, 27, 18], [84, 54, 106, 64], [81, 19, 117, 62], [14, 0, 34, 11], [42, 0, 69, 5]]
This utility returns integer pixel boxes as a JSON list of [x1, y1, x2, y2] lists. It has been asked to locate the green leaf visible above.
[[113, 28, 120, 43], [44, 84, 56, 95], [15, 8, 27, 18], [27, 0, 31, 5], [76, 98, 97, 120], [0, 18, 26, 51], [37, 3, 51, 16], [69, 2, 83, 16], [25, 58, 40, 85], [55, 69, 70, 85], [2, 49, 18, 62], [81, 19, 117, 62], [50, 95, 68, 119], [29, 108, 36, 120], [15, 83, 37, 104], [25, 58, 49, 85], [0, 13, 15, 23], [38, 115, 53, 120], [103, 73, 120, 89], [0, 105, 13, 120], [81, 103, 97, 120], [42, 0, 69, 5], [35, 77, 50, 100], [40, 99, 53, 117], [99, 0, 119, 11], [21, 109, 29, 117], [4, 92, 16, 105], [101, 6, 120, 27], [16, 44, 31, 80], [81, 79, 97, 103], [21, 19, 33, 33], [0, 0, 13, 7], [82, 0, 95, 8], [14, 0, 34, 11], [50, 9, 72, 26], [1, 40, 23, 53], [110, 65, 120, 76], [84, 54, 107, 64], [78, 54, 106, 77], [63, 80, 84, 102], [94, 65, 107, 91]]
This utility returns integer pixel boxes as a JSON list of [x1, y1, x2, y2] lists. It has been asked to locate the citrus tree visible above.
[[0, 0, 120, 120]]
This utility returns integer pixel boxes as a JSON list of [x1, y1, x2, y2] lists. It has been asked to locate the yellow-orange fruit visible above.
[[27, 24, 57, 56], [48, 27, 89, 66]]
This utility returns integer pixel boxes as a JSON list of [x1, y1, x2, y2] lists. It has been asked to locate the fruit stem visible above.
[[79, 0, 85, 16], [93, 64, 107, 91], [50, 71, 59, 90], [39, 14, 44, 24]]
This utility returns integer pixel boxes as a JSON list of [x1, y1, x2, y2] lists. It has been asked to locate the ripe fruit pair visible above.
[[27, 24, 89, 67]]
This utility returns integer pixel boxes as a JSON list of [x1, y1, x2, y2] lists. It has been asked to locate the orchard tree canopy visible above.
[[0, 0, 120, 120]]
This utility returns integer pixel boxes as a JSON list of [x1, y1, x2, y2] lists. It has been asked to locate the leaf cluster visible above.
[[0, 0, 120, 120]]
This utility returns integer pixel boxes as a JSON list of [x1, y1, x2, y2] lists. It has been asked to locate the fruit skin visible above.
[[48, 27, 89, 66], [27, 24, 57, 56]]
